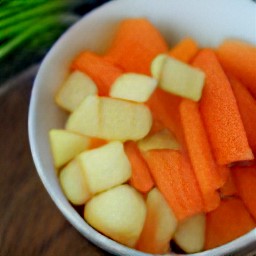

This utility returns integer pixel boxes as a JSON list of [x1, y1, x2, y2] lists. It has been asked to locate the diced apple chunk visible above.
[[136, 188, 177, 254], [110, 73, 157, 102], [151, 54, 168, 79], [174, 213, 206, 253], [138, 129, 181, 152], [66, 95, 152, 141], [84, 184, 146, 248], [55, 71, 98, 112], [59, 159, 91, 205], [158, 56, 205, 101], [78, 141, 131, 194], [49, 129, 90, 169]]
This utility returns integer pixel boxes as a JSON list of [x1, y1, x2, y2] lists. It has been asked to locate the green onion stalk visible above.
[[0, 0, 93, 60]]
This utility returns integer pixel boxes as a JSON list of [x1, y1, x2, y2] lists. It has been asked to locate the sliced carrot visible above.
[[217, 165, 230, 188], [105, 18, 168, 75], [89, 137, 107, 149], [229, 75, 256, 155], [144, 149, 203, 220], [216, 39, 256, 98], [71, 51, 123, 96], [180, 99, 222, 211], [205, 197, 255, 250], [124, 141, 154, 193], [168, 37, 198, 63], [149, 118, 165, 135], [192, 49, 253, 165], [146, 88, 183, 144], [219, 173, 237, 198], [232, 166, 256, 220]]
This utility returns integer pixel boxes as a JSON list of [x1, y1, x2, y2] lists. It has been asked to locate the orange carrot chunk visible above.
[[89, 137, 107, 149], [124, 141, 154, 193], [144, 149, 203, 220], [219, 173, 237, 198], [71, 51, 123, 96], [205, 198, 255, 250], [105, 18, 168, 75], [229, 75, 256, 155], [232, 166, 256, 220], [216, 39, 256, 98], [193, 49, 253, 165], [180, 99, 222, 211], [146, 88, 183, 144], [168, 37, 198, 63]]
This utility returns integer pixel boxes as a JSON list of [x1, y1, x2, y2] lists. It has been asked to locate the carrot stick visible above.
[[229, 75, 256, 155], [192, 49, 253, 165], [89, 137, 107, 149], [219, 172, 237, 198], [104, 18, 168, 75], [180, 99, 223, 211], [71, 51, 123, 96], [232, 166, 256, 220], [144, 149, 203, 220], [149, 118, 165, 135], [146, 88, 183, 144], [124, 141, 154, 193], [216, 39, 256, 98], [205, 197, 255, 250], [169, 37, 198, 63], [217, 165, 230, 188]]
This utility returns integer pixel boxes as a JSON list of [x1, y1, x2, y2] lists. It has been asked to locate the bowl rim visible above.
[[28, 0, 256, 255]]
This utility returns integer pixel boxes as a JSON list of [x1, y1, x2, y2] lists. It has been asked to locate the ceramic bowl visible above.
[[28, 0, 256, 255]]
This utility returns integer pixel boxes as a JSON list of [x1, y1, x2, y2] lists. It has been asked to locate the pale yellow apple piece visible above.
[[138, 129, 181, 152], [66, 95, 152, 141], [174, 213, 206, 253], [159, 56, 205, 101], [49, 129, 90, 169], [78, 141, 131, 194], [150, 54, 168, 79], [110, 73, 157, 102], [84, 184, 146, 248], [136, 188, 177, 254], [55, 71, 98, 112], [59, 158, 91, 205]]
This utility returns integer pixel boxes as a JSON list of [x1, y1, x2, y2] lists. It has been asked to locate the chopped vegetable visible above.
[[217, 39, 256, 98], [105, 18, 168, 75], [71, 51, 123, 96], [193, 49, 254, 165], [124, 141, 154, 193], [144, 149, 203, 220], [147, 88, 183, 144], [205, 198, 255, 250], [232, 166, 256, 220], [169, 37, 198, 63], [136, 188, 177, 254], [158, 56, 205, 101], [229, 75, 256, 155], [180, 99, 223, 211], [219, 173, 237, 198], [88, 137, 107, 150]]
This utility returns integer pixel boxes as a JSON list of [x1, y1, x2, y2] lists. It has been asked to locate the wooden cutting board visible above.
[[0, 67, 110, 256]]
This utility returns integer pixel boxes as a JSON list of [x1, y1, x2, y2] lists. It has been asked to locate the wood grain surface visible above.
[[0, 77, 110, 256]]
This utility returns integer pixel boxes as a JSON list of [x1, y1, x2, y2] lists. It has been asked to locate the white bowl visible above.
[[28, 0, 256, 255]]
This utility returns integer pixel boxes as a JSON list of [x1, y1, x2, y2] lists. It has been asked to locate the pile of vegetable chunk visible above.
[[49, 18, 256, 254]]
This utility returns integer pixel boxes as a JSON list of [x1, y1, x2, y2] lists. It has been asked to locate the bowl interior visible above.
[[28, 0, 256, 255]]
